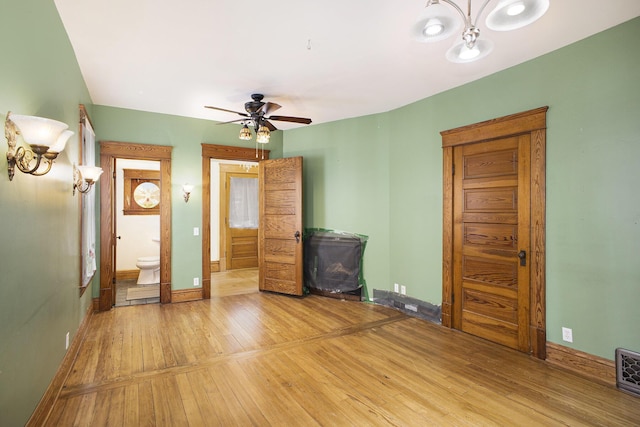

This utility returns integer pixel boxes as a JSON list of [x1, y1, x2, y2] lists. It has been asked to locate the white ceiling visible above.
[[54, 0, 640, 130]]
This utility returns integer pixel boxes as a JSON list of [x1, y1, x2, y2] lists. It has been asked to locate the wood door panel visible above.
[[462, 256, 518, 288], [259, 157, 303, 296], [264, 239, 296, 263], [264, 190, 296, 215], [232, 236, 258, 257], [462, 311, 519, 348], [463, 224, 518, 249], [463, 212, 518, 224], [464, 188, 518, 211], [464, 149, 518, 178], [463, 288, 518, 323], [453, 136, 530, 353], [264, 215, 297, 238]]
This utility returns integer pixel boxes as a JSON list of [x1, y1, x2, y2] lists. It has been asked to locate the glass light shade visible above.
[[77, 165, 103, 182], [182, 183, 194, 193], [239, 124, 252, 140], [411, 2, 461, 43], [256, 126, 270, 144], [486, 0, 549, 31], [446, 38, 494, 63], [48, 130, 74, 153], [9, 114, 69, 148]]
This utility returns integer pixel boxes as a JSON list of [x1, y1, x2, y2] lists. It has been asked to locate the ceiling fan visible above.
[[205, 94, 312, 143]]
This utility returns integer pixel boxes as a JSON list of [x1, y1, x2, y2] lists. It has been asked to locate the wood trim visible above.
[[530, 128, 547, 358], [116, 270, 139, 280], [441, 147, 453, 327], [210, 261, 220, 273], [171, 288, 203, 303], [100, 141, 172, 159], [201, 143, 269, 299], [441, 107, 549, 147], [441, 106, 548, 359], [26, 303, 94, 426], [546, 342, 616, 387], [99, 141, 172, 311]]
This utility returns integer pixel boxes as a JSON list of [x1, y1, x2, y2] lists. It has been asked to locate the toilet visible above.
[[136, 256, 160, 285]]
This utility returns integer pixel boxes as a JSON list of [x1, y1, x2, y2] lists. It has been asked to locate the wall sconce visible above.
[[5, 112, 73, 180], [182, 183, 194, 203], [73, 164, 103, 195]]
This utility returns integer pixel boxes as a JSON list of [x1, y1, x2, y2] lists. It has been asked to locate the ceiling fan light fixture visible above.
[[446, 38, 493, 63], [256, 125, 270, 144], [239, 124, 252, 140], [411, 1, 461, 43], [485, 0, 549, 31]]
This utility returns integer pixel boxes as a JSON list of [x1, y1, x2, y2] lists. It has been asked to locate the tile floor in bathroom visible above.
[[115, 279, 160, 307]]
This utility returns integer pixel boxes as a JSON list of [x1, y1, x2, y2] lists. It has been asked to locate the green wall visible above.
[[284, 17, 640, 360], [1, 1, 638, 424], [0, 0, 94, 424], [91, 106, 284, 293]]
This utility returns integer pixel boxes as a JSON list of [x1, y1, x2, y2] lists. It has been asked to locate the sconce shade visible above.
[[48, 130, 74, 153], [182, 183, 194, 193], [239, 124, 252, 140], [77, 165, 103, 182], [8, 114, 70, 147], [256, 125, 270, 144], [486, 0, 550, 31]]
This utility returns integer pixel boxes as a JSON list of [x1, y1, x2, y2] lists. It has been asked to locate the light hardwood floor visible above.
[[45, 276, 640, 425]]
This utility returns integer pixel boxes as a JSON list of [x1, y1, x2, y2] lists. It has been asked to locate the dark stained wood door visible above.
[[258, 157, 304, 296], [452, 136, 531, 352]]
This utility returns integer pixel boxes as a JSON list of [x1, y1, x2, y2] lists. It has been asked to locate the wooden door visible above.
[[453, 136, 531, 352], [259, 157, 304, 296], [441, 106, 548, 359], [225, 172, 259, 270]]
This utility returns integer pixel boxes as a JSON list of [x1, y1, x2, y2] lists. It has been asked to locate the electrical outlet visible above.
[[400, 285, 407, 295], [394, 283, 399, 293], [193, 277, 199, 287], [562, 327, 573, 343], [65, 332, 70, 350]]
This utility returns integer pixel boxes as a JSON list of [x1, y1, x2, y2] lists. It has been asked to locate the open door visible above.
[[258, 157, 304, 296]]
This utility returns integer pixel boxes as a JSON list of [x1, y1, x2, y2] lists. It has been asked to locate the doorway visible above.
[[113, 159, 161, 307], [441, 107, 548, 359], [201, 144, 269, 299], [99, 141, 173, 311]]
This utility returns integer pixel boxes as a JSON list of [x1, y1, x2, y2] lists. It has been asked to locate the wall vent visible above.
[[615, 348, 640, 397]]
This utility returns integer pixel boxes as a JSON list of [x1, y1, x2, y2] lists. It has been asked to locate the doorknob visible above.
[[295, 231, 301, 243], [518, 250, 526, 266], [116, 235, 121, 240]]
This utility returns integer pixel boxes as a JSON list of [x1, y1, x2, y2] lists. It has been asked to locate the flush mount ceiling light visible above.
[[413, 0, 549, 63], [4, 112, 73, 180]]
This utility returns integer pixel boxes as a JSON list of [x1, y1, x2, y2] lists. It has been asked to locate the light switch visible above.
[[193, 227, 199, 236]]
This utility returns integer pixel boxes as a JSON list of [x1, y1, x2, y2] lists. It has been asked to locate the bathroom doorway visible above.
[[99, 141, 172, 311], [113, 159, 161, 307]]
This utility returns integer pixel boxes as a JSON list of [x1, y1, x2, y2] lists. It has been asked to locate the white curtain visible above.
[[81, 118, 97, 287], [229, 177, 258, 228]]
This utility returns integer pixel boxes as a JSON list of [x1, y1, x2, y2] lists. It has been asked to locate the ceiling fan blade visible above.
[[215, 118, 247, 125], [268, 115, 312, 125], [260, 102, 282, 116], [204, 105, 249, 117], [262, 120, 278, 131]]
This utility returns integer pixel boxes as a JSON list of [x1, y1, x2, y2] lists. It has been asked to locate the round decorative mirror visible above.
[[133, 181, 160, 209]]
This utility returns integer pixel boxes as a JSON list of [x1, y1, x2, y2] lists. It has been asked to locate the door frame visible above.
[[201, 144, 269, 299], [99, 141, 173, 311], [441, 107, 548, 359]]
